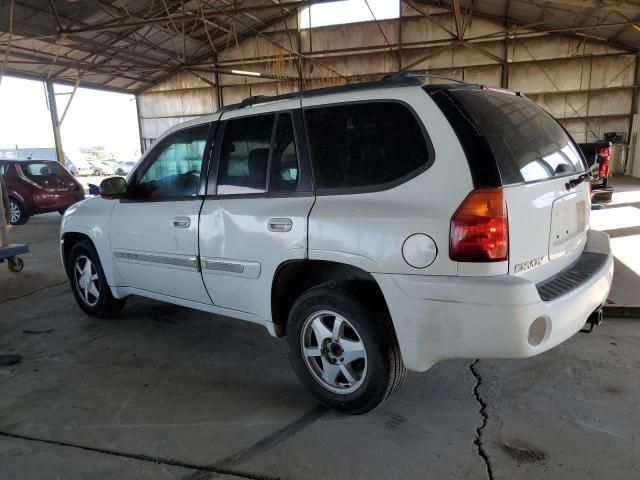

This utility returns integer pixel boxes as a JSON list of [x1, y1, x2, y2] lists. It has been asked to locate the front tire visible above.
[[287, 282, 406, 414], [8, 199, 29, 225], [67, 240, 126, 318]]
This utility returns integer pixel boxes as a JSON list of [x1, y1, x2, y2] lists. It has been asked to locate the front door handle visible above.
[[172, 217, 191, 229], [268, 218, 292, 232]]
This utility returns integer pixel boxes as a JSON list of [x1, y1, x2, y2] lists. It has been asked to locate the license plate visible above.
[[549, 193, 587, 260]]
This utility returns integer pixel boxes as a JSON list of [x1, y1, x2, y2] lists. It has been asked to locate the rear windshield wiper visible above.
[[565, 172, 591, 191]]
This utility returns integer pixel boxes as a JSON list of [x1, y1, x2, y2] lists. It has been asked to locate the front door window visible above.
[[135, 124, 210, 199]]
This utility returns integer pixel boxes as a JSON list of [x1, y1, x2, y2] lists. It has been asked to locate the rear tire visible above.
[[67, 240, 126, 318], [287, 282, 406, 414], [8, 199, 29, 225]]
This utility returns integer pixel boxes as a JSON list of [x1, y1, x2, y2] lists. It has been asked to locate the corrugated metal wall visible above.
[[137, 3, 637, 150]]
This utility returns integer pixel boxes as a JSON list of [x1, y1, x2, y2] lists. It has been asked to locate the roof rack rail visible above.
[[383, 71, 471, 85], [219, 74, 424, 113]]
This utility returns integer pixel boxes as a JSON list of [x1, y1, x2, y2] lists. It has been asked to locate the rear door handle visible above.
[[172, 217, 191, 229], [268, 218, 292, 232]]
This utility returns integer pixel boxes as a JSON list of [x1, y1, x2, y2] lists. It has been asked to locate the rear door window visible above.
[[304, 102, 430, 191], [430, 88, 585, 185], [20, 162, 69, 178], [269, 114, 299, 193], [216, 112, 301, 195], [217, 114, 275, 195]]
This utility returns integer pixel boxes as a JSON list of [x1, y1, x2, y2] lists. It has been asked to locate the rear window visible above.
[[304, 102, 430, 191], [428, 87, 585, 186], [20, 162, 69, 178]]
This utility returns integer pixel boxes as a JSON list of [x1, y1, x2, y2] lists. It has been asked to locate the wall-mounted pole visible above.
[[45, 79, 65, 165]]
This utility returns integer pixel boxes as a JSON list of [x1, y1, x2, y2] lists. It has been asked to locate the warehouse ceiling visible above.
[[1, 0, 639, 94]]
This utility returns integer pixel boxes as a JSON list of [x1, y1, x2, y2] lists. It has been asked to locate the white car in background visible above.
[[60, 75, 614, 414], [105, 159, 136, 176], [64, 149, 94, 176], [88, 160, 117, 176]]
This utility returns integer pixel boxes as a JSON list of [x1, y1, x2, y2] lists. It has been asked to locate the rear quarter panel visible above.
[[305, 87, 473, 275]]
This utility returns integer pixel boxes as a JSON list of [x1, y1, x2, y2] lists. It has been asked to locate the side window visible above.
[[269, 114, 299, 192], [304, 102, 429, 190], [217, 114, 275, 195], [136, 124, 209, 199], [0, 164, 5, 175]]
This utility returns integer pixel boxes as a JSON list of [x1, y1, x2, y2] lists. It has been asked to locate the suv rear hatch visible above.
[[427, 85, 590, 283], [17, 161, 80, 192]]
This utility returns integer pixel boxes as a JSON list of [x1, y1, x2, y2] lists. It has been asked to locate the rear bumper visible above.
[[32, 192, 84, 213], [374, 230, 613, 372]]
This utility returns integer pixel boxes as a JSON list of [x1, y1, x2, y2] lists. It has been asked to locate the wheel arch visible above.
[[271, 259, 389, 337], [61, 227, 121, 287], [61, 231, 93, 276], [8, 191, 25, 204]]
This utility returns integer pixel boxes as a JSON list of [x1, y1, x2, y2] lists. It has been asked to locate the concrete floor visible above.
[[591, 175, 640, 305], [1, 178, 639, 480]]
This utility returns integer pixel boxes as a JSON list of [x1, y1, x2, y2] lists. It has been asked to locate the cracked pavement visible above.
[[1, 213, 639, 479], [470, 359, 493, 480]]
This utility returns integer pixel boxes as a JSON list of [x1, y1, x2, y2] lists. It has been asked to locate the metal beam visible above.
[[451, 0, 464, 40], [211, 39, 633, 69], [58, 77, 80, 125], [401, 42, 457, 71], [412, 0, 637, 52], [541, 0, 640, 15], [363, 0, 395, 62], [405, 0, 457, 39], [60, 1, 333, 35], [463, 42, 506, 65], [47, 0, 64, 32]]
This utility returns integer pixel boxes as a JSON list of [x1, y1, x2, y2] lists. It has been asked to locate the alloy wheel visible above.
[[9, 201, 21, 224], [74, 255, 100, 306], [300, 310, 368, 394]]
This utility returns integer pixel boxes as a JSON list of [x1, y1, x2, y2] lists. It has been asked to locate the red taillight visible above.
[[450, 188, 508, 262], [597, 147, 610, 178]]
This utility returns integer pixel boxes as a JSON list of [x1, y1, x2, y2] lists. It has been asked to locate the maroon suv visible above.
[[0, 159, 85, 225]]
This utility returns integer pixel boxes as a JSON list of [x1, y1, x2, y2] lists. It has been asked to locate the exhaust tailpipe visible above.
[[580, 308, 603, 333]]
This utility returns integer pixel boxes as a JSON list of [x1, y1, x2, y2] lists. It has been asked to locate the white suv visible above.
[[61, 75, 613, 414]]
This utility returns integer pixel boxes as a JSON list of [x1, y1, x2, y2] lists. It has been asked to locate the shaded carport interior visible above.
[[1, 2, 640, 480], [1, 0, 640, 177]]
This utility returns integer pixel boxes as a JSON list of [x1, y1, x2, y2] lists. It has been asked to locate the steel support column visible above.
[[135, 94, 145, 155], [625, 52, 640, 175], [629, 53, 640, 124], [502, 23, 509, 88], [214, 53, 223, 108], [45, 79, 64, 165]]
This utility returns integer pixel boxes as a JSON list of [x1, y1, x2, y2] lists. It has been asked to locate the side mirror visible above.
[[99, 176, 127, 199]]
